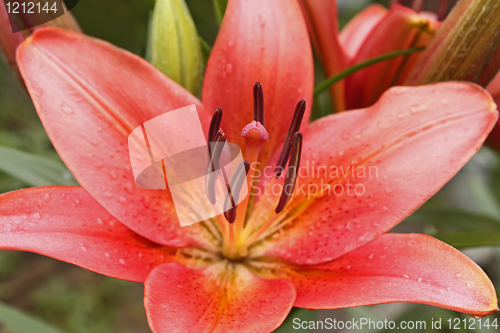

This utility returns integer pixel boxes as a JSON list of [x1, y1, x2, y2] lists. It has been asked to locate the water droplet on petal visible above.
[[61, 102, 74, 115]]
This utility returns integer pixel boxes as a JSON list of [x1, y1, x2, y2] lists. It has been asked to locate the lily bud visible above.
[[345, 5, 440, 110], [297, 0, 348, 112], [150, 0, 203, 95], [406, 0, 500, 87], [0, 2, 81, 89]]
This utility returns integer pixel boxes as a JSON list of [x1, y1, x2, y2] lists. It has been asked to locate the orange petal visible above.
[[288, 234, 498, 317], [0, 186, 174, 282], [144, 262, 296, 333], [16, 28, 213, 249], [252, 83, 497, 265], [339, 4, 387, 58]]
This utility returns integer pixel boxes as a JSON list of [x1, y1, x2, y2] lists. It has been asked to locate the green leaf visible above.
[[211, 0, 228, 26], [0, 145, 77, 187], [406, 207, 500, 231], [198, 34, 212, 64], [433, 232, 500, 248], [0, 300, 66, 333], [314, 47, 426, 97], [150, 0, 204, 95], [273, 308, 315, 333]]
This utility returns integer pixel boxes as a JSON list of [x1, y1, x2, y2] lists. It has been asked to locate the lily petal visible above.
[[345, 5, 436, 109], [339, 4, 387, 58], [0, 186, 174, 282], [202, 0, 314, 165], [16, 28, 213, 248], [288, 234, 498, 317], [144, 262, 295, 333], [252, 83, 497, 265]]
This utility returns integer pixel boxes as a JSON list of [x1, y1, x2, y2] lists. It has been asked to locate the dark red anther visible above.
[[208, 108, 223, 155], [205, 130, 226, 205], [223, 160, 251, 223], [253, 82, 265, 126], [276, 132, 303, 214], [275, 99, 306, 178]]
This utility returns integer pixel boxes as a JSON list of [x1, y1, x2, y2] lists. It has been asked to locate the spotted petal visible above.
[[144, 262, 295, 333], [252, 83, 497, 265], [0, 186, 173, 282], [17, 28, 213, 248], [288, 234, 498, 317]]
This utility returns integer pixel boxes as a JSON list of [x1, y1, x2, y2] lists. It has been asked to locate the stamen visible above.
[[207, 107, 223, 155], [275, 100, 306, 178], [205, 130, 226, 204], [223, 160, 251, 223], [276, 132, 303, 214], [253, 82, 265, 125]]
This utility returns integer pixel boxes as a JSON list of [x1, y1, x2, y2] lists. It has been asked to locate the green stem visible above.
[[199, 35, 212, 55], [314, 46, 426, 96], [212, 0, 223, 26]]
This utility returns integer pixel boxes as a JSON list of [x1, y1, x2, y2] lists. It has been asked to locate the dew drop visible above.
[[43, 193, 51, 202], [119, 197, 128, 204], [110, 170, 118, 180], [96, 218, 104, 225], [226, 63, 233, 74], [61, 102, 74, 115], [119, 259, 126, 265]]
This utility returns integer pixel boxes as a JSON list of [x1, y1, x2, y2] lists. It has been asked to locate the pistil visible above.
[[234, 121, 268, 242]]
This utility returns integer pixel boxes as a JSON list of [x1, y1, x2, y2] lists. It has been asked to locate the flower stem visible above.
[[314, 47, 426, 96]]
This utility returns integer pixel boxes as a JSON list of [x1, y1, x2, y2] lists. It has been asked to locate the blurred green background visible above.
[[0, 0, 499, 332]]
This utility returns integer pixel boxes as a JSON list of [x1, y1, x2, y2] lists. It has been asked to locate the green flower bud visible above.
[[150, 0, 203, 95]]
